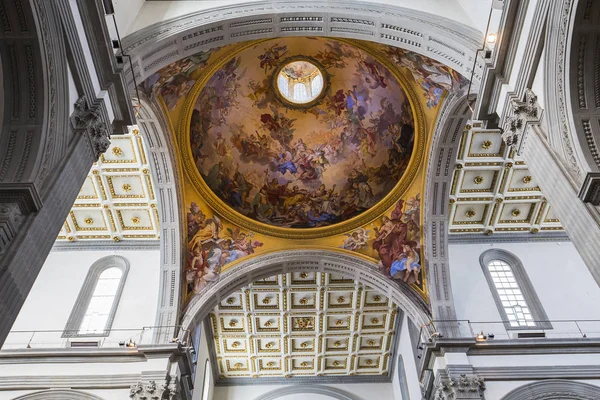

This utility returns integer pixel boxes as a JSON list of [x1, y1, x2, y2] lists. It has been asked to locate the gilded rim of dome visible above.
[[271, 55, 331, 110], [178, 38, 426, 239]]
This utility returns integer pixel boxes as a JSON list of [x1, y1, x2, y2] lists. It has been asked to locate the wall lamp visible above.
[[486, 33, 498, 44], [476, 331, 487, 341]]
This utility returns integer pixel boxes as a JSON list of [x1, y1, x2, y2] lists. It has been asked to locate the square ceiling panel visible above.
[[207, 272, 398, 382]]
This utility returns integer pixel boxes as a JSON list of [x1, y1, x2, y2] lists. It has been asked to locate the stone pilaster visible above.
[[433, 374, 485, 400], [499, 89, 600, 286]]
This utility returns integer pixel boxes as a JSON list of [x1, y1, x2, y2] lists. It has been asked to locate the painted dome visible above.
[[189, 38, 415, 229]]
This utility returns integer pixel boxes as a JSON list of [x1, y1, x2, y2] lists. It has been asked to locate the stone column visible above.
[[502, 89, 600, 285], [0, 97, 109, 343]]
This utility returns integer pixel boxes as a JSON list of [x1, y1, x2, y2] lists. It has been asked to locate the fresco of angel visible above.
[[342, 228, 371, 251]]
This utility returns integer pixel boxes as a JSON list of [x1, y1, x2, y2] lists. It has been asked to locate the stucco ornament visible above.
[[129, 379, 179, 400], [434, 374, 485, 400], [501, 89, 543, 156]]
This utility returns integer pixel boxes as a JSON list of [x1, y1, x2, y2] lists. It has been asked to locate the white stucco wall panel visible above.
[[448, 241, 600, 327]]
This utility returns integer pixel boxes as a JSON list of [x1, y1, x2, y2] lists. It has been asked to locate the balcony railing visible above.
[[418, 319, 600, 344], [1, 326, 188, 350]]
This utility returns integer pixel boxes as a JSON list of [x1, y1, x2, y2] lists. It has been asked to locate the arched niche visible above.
[[501, 379, 600, 400], [181, 249, 432, 338], [121, 0, 483, 90], [12, 390, 105, 400], [253, 385, 365, 400]]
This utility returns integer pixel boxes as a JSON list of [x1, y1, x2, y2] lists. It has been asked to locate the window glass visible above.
[[78, 267, 123, 334], [487, 260, 535, 327]]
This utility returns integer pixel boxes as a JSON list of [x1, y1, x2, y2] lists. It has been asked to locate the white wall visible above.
[[449, 241, 600, 334], [6, 248, 161, 348]]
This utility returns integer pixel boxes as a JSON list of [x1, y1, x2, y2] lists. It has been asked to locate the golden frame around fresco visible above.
[[178, 38, 427, 239]]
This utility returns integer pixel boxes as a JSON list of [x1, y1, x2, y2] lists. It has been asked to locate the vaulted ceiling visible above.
[[448, 122, 563, 235], [207, 272, 399, 382], [57, 126, 160, 242]]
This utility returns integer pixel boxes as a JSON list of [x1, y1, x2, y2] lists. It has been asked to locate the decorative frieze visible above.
[[502, 89, 543, 155], [434, 374, 485, 400]]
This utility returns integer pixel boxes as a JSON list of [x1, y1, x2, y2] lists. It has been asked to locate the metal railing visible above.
[[418, 319, 600, 344], [1, 325, 189, 351]]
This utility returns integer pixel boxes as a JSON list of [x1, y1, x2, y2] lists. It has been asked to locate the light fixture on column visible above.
[[486, 33, 498, 44], [476, 331, 487, 341]]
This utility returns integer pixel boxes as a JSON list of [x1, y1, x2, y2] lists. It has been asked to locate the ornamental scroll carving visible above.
[[501, 89, 543, 156], [434, 374, 485, 400], [70, 96, 111, 157], [129, 379, 179, 400]]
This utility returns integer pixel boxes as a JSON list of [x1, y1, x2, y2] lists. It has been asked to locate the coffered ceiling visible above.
[[56, 126, 160, 242], [207, 272, 399, 382], [448, 122, 564, 235]]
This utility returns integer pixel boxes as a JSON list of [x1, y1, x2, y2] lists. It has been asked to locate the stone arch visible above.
[[500, 379, 600, 400], [422, 92, 472, 321], [12, 389, 106, 400], [565, 0, 600, 203], [121, 1, 483, 90], [253, 384, 365, 400], [135, 98, 184, 343], [181, 250, 432, 337]]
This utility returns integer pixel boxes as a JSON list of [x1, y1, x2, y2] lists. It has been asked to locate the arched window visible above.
[[480, 250, 551, 330], [63, 256, 129, 337]]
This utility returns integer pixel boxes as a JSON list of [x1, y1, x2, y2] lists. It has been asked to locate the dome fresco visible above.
[[189, 38, 415, 229]]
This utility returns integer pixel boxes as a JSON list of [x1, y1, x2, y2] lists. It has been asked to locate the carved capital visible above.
[[501, 89, 543, 155], [434, 374, 485, 400], [70, 96, 111, 157], [129, 378, 179, 400]]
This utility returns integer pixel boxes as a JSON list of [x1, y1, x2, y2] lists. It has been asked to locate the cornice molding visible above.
[[121, 0, 483, 88], [13, 390, 106, 400], [578, 172, 600, 205], [448, 231, 570, 243]]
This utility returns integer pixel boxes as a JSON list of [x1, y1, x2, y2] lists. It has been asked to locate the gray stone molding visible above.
[[578, 172, 600, 205], [566, 0, 600, 177], [501, 89, 543, 155], [423, 93, 472, 323], [135, 98, 184, 345], [396, 354, 411, 400], [500, 379, 600, 400], [181, 250, 432, 339], [474, 365, 600, 380], [62, 255, 130, 338], [543, 0, 588, 182], [433, 374, 485, 400], [479, 248, 551, 330], [120, 0, 483, 89], [448, 231, 571, 244], [253, 385, 365, 400], [52, 240, 161, 251], [13, 390, 106, 400]]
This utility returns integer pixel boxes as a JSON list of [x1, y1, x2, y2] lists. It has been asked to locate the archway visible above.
[[422, 92, 472, 321], [121, 0, 482, 91], [13, 389, 105, 400], [253, 385, 365, 400], [501, 379, 600, 400], [181, 250, 432, 336]]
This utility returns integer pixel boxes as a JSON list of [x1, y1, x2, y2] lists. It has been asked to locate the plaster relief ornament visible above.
[[501, 89, 543, 155], [189, 38, 415, 230], [294, 317, 314, 330], [129, 379, 179, 400]]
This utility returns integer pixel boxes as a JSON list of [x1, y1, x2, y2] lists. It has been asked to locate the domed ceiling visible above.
[[142, 36, 468, 306], [188, 38, 415, 229]]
